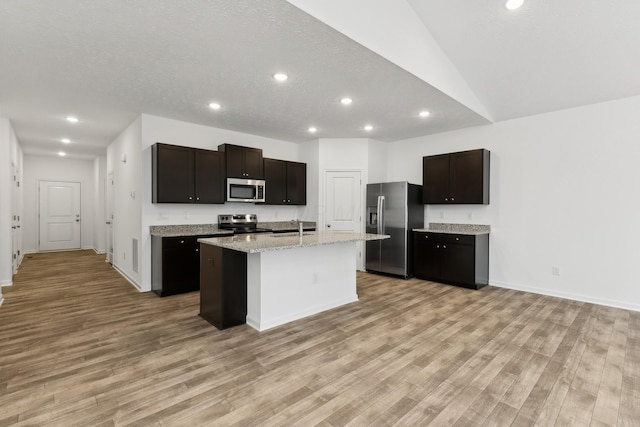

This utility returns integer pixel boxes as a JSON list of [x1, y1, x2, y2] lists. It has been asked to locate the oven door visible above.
[[227, 178, 265, 202]]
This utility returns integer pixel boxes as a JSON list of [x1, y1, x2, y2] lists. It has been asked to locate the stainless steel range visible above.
[[218, 214, 272, 234]]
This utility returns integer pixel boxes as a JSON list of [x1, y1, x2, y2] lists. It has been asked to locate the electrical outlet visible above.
[[552, 266, 560, 276]]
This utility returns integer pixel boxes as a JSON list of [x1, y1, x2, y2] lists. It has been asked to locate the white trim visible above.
[[93, 249, 106, 254], [490, 280, 640, 313], [0, 294, 4, 307], [112, 264, 142, 291], [0, 279, 13, 287]]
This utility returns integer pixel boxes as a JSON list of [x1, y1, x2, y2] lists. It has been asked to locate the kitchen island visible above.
[[198, 231, 389, 331]]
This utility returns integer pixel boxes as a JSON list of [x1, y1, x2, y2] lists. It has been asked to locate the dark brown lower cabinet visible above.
[[199, 244, 247, 330], [152, 234, 224, 297], [413, 231, 489, 289]]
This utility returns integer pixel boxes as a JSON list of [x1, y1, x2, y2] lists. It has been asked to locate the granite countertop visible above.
[[150, 221, 317, 237], [198, 231, 389, 253], [413, 223, 491, 235], [259, 221, 316, 232]]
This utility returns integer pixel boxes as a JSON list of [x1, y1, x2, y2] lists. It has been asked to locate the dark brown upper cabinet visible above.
[[152, 143, 225, 204], [218, 144, 264, 179], [263, 158, 306, 205], [422, 149, 490, 204]]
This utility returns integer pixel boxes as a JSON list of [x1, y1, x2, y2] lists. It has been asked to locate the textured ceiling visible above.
[[407, 0, 640, 121], [2, 0, 640, 160], [0, 0, 488, 159]]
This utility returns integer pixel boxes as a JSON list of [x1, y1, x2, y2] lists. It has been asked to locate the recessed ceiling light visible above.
[[209, 102, 221, 110], [65, 116, 79, 123], [308, 127, 317, 133], [340, 97, 353, 105], [419, 110, 431, 118], [273, 73, 288, 81], [505, 0, 524, 10], [58, 151, 66, 157], [364, 125, 373, 131], [61, 138, 71, 144]]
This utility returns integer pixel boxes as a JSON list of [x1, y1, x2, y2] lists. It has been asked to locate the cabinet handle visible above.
[[180, 240, 184, 244], [436, 244, 439, 248], [445, 198, 448, 201], [188, 196, 193, 200], [451, 197, 455, 201], [196, 197, 200, 201], [287, 199, 291, 203], [425, 235, 428, 239], [455, 237, 459, 241], [443, 245, 447, 249], [282, 199, 286, 202], [195, 248, 199, 252]]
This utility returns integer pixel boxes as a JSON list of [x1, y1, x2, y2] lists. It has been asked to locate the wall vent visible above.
[[132, 238, 139, 273]]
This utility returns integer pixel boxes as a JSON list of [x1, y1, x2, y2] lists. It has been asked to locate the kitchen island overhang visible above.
[[198, 231, 389, 331]]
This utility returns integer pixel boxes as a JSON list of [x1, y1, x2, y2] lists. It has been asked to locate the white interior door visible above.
[[325, 170, 364, 269], [11, 163, 20, 274], [39, 181, 81, 251], [106, 172, 114, 263]]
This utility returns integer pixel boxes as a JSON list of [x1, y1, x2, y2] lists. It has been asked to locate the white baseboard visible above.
[[112, 264, 142, 291], [93, 249, 106, 255], [490, 280, 640, 313], [0, 279, 13, 287], [0, 294, 4, 308], [23, 249, 37, 255]]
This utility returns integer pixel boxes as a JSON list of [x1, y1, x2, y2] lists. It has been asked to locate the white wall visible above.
[[22, 155, 97, 254], [107, 117, 142, 287], [388, 95, 640, 311], [93, 156, 107, 253], [0, 118, 23, 292]]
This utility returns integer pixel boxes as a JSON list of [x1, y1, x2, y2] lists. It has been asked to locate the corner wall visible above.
[[135, 114, 303, 291], [388, 95, 640, 311]]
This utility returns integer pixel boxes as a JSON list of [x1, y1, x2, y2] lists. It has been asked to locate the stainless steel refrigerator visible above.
[[366, 181, 423, 278]]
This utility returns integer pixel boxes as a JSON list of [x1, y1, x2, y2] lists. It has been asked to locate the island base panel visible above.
[[246, 242, 358, 331], [199, 245, 247, 330]]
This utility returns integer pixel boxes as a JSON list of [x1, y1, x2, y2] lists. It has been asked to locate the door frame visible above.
[[38, 180, 82, 252]]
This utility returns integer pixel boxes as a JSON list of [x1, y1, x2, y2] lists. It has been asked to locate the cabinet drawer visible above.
[[415, 232, 441, 242], [163, 236, 200, 248], [442, 234, 474, 245]]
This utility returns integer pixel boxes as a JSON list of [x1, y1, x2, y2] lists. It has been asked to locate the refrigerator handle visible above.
[[378, 195, 385, 234]]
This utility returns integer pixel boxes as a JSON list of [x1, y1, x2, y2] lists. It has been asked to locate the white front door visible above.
[[39, 181, 81, 251], [106, 172, 114, 263], [324, 170, 364, 269]]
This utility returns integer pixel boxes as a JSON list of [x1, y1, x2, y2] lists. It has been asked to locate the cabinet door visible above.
[[163, 241, 200, 294], [264, 159, 287, 204], [243, 147, 264, 179], [450, 149, 489, 204], [286, 161, 306, 205], [413, 232, 440, 280], [153, 144, 194, 203], [422, 154, 450, 204], [440, 242, 475, 285], [222, 144, 245, 178], [194, 149, 225, 204]]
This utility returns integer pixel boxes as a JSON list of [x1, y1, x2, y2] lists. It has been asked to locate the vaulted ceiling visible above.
[[1, 0, 639, 159]]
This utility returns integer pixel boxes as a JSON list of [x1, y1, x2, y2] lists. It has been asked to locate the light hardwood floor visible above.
[[1, 250, 639, 426]]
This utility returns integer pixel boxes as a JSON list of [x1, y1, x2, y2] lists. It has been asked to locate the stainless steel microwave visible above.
[[227, 178, 265, 203]]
